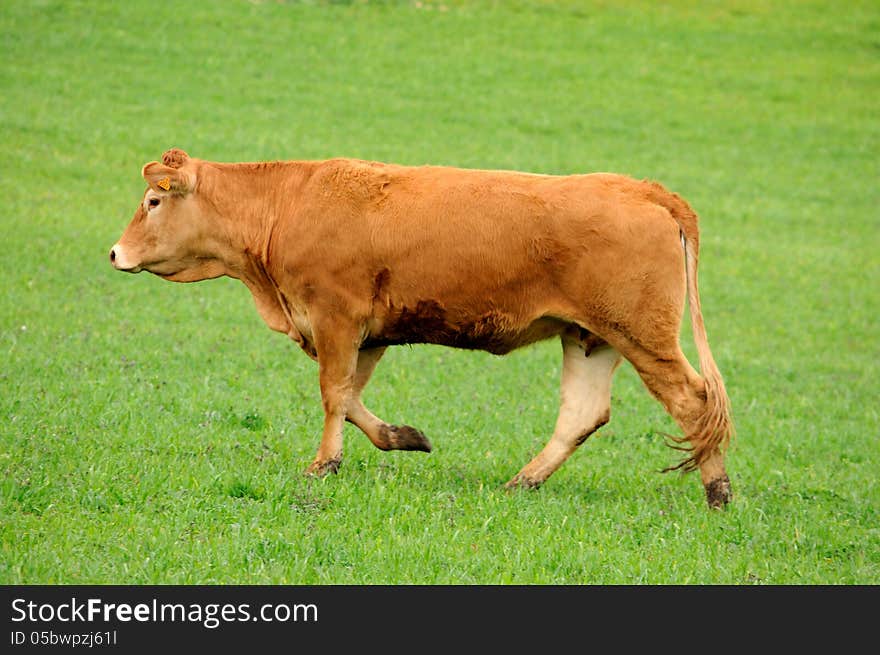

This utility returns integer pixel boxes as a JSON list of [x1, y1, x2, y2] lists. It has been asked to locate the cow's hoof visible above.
[[379, 424, 433, 452], [705, 474, 732, 509], [504, 473, 542, 491], [304, 457, 342, 478]]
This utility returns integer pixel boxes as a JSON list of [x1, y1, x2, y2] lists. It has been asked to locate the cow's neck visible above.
[[200, 160, 317, 349], [199, 159, 316, 257]]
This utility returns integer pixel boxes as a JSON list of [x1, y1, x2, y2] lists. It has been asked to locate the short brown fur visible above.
[[111, 150, 734, 507]]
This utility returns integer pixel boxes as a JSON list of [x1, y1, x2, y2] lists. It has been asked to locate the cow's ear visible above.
[[142, 161, 195, 194]]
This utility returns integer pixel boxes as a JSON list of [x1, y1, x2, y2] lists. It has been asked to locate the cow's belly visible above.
[[364, 301, 568, 355]]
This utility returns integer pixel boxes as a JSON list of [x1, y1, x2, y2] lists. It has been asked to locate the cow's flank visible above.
[[110, 149, 734, 508]]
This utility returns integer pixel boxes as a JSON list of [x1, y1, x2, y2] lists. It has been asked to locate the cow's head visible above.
[[110, 149, 226, 282]]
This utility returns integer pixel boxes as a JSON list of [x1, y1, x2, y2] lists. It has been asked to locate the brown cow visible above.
[[110, 149, 734, 508]]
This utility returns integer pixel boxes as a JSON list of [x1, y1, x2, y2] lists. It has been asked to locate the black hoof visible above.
[[504, 473, 542, 491], [379, 424, 433, 452], [304, 457, 342, 477], [705, 474, 732, 509]]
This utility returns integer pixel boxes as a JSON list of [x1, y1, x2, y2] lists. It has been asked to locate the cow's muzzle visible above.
[[109, 244, 141, 273]]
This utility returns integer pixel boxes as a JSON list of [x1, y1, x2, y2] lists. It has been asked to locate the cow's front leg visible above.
[[304, 321, 361, 478], [346, 347, 432, 453]]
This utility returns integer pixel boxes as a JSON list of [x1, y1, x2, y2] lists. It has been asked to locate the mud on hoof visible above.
[[304, 456, 342, 478], [378, 424, 432, 452], [704, 474, 732, 509], [504, 473, 543, 491]]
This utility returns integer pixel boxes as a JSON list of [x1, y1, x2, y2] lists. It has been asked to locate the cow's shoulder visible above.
[[317, 157, 401, 179], [306, 157, 408, 204]]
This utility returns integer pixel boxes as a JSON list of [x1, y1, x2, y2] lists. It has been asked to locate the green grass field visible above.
[[1, 0, 878, 584]]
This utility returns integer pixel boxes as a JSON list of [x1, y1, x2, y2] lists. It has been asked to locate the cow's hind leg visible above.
[[506, 334, 622, 490], [622, 345, 732, 508], [345, 347, 432, 453]]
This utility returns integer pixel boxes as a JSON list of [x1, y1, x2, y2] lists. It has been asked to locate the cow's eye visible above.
[[148, 197, 160, 209]]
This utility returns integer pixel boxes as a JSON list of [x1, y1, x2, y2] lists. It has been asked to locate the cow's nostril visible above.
[[110, 248, 116, 263]]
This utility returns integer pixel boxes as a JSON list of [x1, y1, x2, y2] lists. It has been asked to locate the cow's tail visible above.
[[644, 182, 734, 472]]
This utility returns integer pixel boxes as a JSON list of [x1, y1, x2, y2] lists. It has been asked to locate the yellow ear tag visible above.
[[157, 177, 171, 191]]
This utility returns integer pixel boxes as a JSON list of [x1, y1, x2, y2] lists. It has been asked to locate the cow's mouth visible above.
[[112, 262, 142, 273]]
